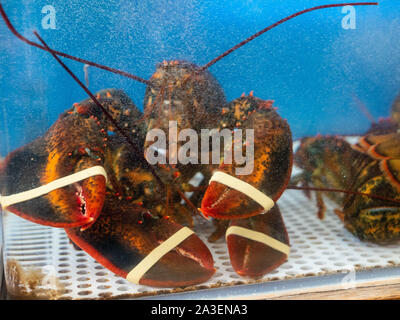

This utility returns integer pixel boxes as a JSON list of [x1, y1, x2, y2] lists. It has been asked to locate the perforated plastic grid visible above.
[[3, 185, 400, 299]]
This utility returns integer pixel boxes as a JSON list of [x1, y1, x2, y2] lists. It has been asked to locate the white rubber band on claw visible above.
[[209, 171, 275, 212], [126, 227, 195, 284], [226, 226, 290, 256], [0, 166, 107, 210]]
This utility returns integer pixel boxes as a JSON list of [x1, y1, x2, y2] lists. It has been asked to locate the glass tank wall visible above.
[[0, 0, 399, 299]]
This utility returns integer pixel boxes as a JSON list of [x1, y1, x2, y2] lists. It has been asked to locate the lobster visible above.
[[292, 92, 400, 227], [0, 2, 378, 287], [291, 135, 357, 220], [292, 132, 400, 242]]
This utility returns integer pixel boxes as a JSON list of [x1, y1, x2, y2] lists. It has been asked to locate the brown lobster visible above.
[[0, 3, 378, 287], [292, 131, 400, 242]]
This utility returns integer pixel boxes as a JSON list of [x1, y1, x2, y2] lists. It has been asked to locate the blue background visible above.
[[0, 0, 399, 156]]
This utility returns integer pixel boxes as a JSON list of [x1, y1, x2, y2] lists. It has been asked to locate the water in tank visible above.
[[0, 0, 399, 299]]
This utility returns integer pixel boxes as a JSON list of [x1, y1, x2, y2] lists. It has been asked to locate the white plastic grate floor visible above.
[[3, 186, 400, 300]]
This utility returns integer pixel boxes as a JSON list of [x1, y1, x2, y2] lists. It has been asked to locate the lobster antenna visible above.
[[287, 185, 400, 205], [0, 3, 150, 85], [32, 30, 164, 186], [200, 2, 378, 71], [352, 94, 376, 123]]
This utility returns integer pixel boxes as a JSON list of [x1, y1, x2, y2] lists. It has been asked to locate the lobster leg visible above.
[[66, 198, 215, 288], [316, 191, 327, 220]]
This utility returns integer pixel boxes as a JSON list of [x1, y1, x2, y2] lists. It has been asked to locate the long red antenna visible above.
[[1, 3, 379, 82], [352, 94, 376, 123], [201, 2, 378, 71], [287, 185, 400, 205], [0, 3, 150, 85]]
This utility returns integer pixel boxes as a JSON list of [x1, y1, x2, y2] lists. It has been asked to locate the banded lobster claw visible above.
[[0, 118, 107, 229], [0, 89, 138, 229], [226, 204, 290, 277], [201, 96, 293, 219], [200, 95, 292, 278], [66, 198, 215, 287]]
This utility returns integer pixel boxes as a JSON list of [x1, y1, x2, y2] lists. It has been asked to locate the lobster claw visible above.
[[66, 198, 215, 288], [201, 172, 268, 219], [0, 137, 107, 229], [0, 88, 144, 229], [226, 204, 290, 277], [0, 100, 111, 228], [201, 96, 292, 219]]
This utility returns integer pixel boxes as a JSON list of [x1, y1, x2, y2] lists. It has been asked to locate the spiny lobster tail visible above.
[[200, 2, 378, 71], [0, 3, 150, 85]]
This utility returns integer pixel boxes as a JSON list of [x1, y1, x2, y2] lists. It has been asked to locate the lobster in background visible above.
[[291, 135, 356, 220], [0, 3, 378, 287], [292, 96, 400, 242]]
